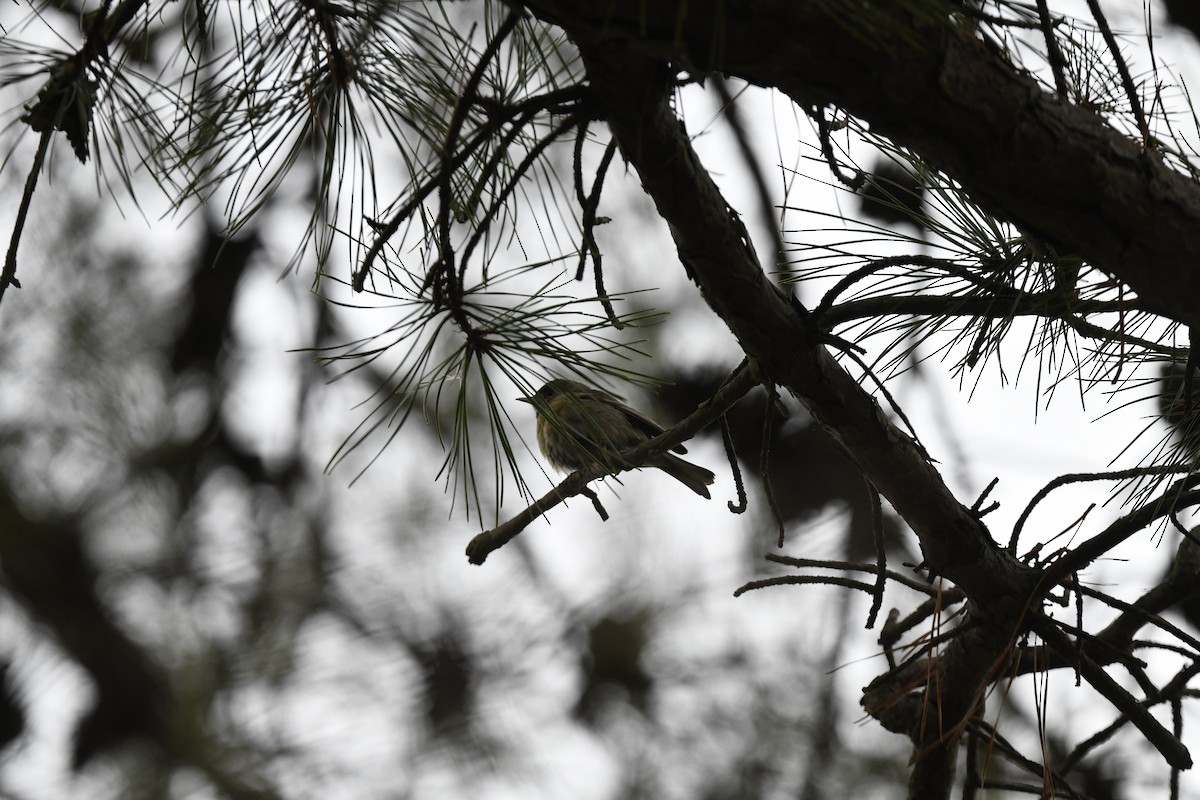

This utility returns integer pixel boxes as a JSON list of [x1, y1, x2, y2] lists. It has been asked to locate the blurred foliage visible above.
[[0, 125, 923, 800], [0, 2, 1198, 799]]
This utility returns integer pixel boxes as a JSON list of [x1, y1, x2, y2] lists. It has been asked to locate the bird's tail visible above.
[[654, 453, 716, 499]]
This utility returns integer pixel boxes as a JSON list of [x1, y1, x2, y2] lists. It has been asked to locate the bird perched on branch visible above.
[[519, 379, 715, 498]]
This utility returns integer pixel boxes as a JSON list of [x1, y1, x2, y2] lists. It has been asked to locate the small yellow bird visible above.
[[518, 379, 715, 498]]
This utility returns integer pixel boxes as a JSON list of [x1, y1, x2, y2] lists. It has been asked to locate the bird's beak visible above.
[[516, 395, 532, 404]]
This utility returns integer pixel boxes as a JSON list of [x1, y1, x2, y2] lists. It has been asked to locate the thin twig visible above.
[[1, 131, 52, 310], [734, 574, 876, 598], [760, 381, 786, 547], [1036, 0, 1070, 97], [808, 104, 864, 190], [574, 138, 622, 327], [1062, 661, 1200, 771], [713, 78, 787, 270], [1171, 695, 1183, 800], [1078, 584, 1200, 657], [1031, 616, 1192, 770], [579, 486, 608, 521], [836, 345, 929, 461], [866, 477, 887, 629], [1038, 486, 1200, 589], [766, 553, 959, 599], [721, 414, 747, 513], [965, 717, 1087, 800], [1085, 0, 1151, 143], [1009, 466, 1194, 554]]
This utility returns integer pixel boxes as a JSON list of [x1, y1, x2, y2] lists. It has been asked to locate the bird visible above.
[[518, 379, 715, 498]]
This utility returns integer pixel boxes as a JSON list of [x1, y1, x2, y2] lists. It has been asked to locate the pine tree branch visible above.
[[518, 0, 1200, 331], [563, 32, 1039, 799], [568, 13, 1032, 621]]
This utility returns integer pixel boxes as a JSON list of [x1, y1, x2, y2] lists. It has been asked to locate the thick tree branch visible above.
[[509, 2, 1200, 790], [564, 12, 1032, 623], [521, 0, 1200, 331], [560, 29, 1036, 799]]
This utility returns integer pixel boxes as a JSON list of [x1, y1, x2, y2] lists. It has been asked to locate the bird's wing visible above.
[[575, 386, 689, 455], [615, 399, 689, 455]]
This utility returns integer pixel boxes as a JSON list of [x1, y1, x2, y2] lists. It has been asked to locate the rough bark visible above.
[[567, 32, 1024, 800], [510, 2, 1199, 796], [521, 0, 1200, 331]]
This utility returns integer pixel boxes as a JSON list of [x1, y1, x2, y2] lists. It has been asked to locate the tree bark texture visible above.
[[522, 0, 1200, 331], [512, 1, 1199, 796]]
